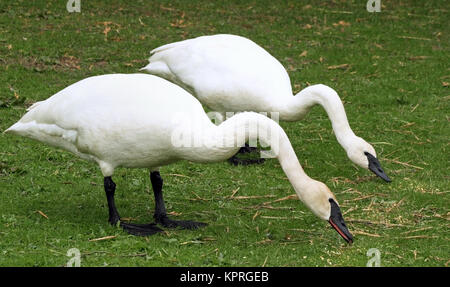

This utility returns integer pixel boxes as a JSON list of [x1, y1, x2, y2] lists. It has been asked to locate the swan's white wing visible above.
[[142, 34, 293, 112]]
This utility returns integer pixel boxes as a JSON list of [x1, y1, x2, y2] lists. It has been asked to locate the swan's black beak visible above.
[[328, 199, 353, 244], [365, 152, 391, 182]]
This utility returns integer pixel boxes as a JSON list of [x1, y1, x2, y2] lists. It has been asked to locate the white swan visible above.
[[5, 73, 353, 242], [141, 34, 390, 182]]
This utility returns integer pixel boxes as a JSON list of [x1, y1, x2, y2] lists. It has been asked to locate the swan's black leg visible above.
[[228, 143, 265, 166], [151, 171, 207, 229], [104, 177, 120, 225], [103, 176, 163, 236]]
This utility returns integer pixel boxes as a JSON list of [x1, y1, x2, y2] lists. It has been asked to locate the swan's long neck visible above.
[[281, 84, 357, 152], [178, 112, 315, 199]]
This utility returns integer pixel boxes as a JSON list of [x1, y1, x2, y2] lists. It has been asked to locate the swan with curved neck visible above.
[[141, 34, 390, 182], [5, 74, 353, 242]]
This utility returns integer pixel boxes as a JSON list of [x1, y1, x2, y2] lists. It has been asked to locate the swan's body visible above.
[[7, 74, 234, 176], [5, 74, 353, 242], [142, 34, 390, 181]]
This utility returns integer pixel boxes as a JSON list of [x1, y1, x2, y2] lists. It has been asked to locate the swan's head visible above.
[[346, 137, 391, 182], [299, 180, 353, 243]]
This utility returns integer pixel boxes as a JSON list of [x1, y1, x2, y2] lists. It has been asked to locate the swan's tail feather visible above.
[[140, 61, 195, 95], [140, 61, 171, 75], [6, 121, 76, 141], [140, 61, 180, 87], [3, 101, 44, 134], [4, 122, 19, 134], [142, 40, 195, 95], [4, 121, 82, 155]]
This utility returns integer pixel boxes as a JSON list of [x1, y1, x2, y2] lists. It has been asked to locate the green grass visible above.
[[0, 0, 448, 267]]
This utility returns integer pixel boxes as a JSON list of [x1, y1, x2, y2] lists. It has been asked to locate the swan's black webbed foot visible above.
[[151, 171, 208, 230], [120, 222, 164, 236], [154, 214, 207, 229], [228, 143, 265, 166]]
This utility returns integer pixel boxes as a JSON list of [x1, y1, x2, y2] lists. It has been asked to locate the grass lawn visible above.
[[0, 0, 448, 267]]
